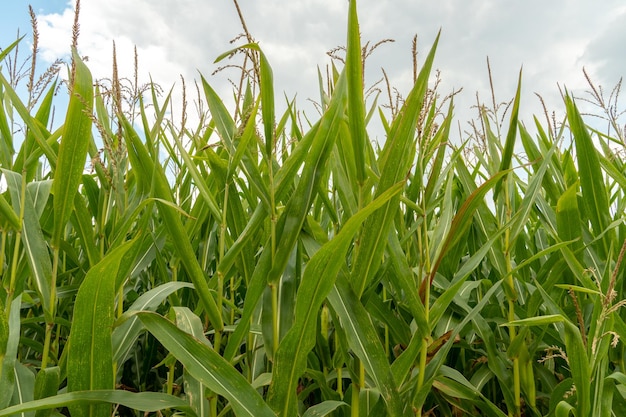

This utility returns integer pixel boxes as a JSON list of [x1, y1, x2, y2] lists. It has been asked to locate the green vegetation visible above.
[[1, 1, 626, 416]]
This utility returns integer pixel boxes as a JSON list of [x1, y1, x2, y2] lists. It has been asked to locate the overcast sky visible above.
[[2, 0, 625, 142]]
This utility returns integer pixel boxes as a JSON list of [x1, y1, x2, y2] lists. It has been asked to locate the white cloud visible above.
[[34, 0, 624, 140]]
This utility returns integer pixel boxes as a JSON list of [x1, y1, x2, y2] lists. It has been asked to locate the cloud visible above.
[[583, 6, 626, 86], [34, 0, 625, 139]]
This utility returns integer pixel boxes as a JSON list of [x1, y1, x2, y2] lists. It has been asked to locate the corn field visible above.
[[1, 2, 626, 417]]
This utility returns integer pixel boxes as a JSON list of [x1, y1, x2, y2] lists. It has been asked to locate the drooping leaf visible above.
[[138, 312, 276, 417], [112, 282, 194, 365], [0, 390, 195, 417]]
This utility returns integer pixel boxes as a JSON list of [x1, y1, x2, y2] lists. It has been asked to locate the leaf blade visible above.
[[52, 50, 93, 247]]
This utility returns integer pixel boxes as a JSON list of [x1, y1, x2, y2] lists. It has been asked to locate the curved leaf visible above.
[[112, 282, 194, 365], [0, 390, 195, 417], [138, 312, 276, 417]]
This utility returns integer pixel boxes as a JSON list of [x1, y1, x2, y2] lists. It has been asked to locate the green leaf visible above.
[[0, 390, 195, 417], [554, 284, 600, 296], [563, 320, 590, 417], [123, 114, 223, 331], [268, 72, 347, 285], [2, 170, 53, 321], [67, 240, 136, 417], [173, 307, 210, 417], [201, 75, 236, 150], [112, 282, 194, 365], [412, 281, 504, 410], [566, 93, 611, 257], [352, 31, 440, 298], [301, 400, 348, 417], [556, 182, 583, 252], [138, 312, 277, 417], [0, 303, 7, 360], [0, 296, 21, 408], [0, 191, 20, 231], [11, 361, 35, 416], [71, 193, 100, 268], [229, 97, 261, 178], [0, 74, 56, 167], [268, 181, 404, 416], [34, 367, 60, 417], [346, 0, 366, 183], [419, 168, 510, 299], [52, 49, 93, 248], [0, 37, 23, 63], [555, 400, 576, 417], [224, 69, 348, 362], [503, 314, 564, 327], [508, 145, 555, 243], [328, 275, 403, 417], [15, 82, 57, 181], [494, 68, 522, 198], [213, 43, 275, 156], [259, 50, 275, 157]]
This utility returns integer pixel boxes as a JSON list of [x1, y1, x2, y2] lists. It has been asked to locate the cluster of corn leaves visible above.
[[2, 2, 626, 417]]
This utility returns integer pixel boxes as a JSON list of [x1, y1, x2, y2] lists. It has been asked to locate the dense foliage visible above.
[[1, 2, 626, 416]]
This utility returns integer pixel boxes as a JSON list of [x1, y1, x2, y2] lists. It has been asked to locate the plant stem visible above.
[[215, 183, 229, 353], [271, 282, 279, 355], [6, 171, 28, 318], [351, 358, 364, 417], [5, 229, 21, 318], [503, 179, 521, 417], [0, 232, 6, 281], [41, 247, 59, 369], [416, 188, 431, 416], [335, 329, 343, 398]]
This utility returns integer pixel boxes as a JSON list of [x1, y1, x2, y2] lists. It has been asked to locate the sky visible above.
[[1, 0, 625, 143]]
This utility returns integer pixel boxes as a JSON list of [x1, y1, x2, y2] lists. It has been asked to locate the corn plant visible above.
[[1, 1, 626, 416]]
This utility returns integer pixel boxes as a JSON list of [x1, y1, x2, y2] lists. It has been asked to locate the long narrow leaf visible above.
[[112, 282, 194, 365], [268, 181, 404, 416], [494, 69, 522, 199], [566, 93, 611, 257], [346, 0, 366, 183], [352, 32, 440, 297], [224, 70, 348, 361], [328, 275, 403, 416], [0, 296, 21, 408], [123, 115, 223, 331], [52, 49, 93, 248], [3, 170, 52, 321], [419, 169, 510, 299], [0, 391, 195, 417], [138, 312, 276, 417], [67, 241, 136, 417]]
